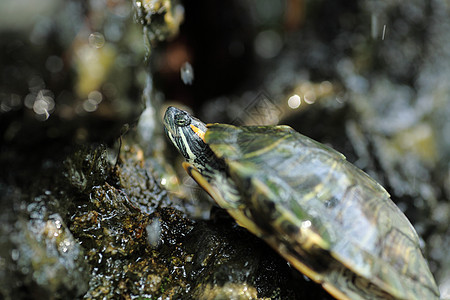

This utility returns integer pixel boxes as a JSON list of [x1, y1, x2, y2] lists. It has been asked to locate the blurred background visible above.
[[0, 0, 449, 298]]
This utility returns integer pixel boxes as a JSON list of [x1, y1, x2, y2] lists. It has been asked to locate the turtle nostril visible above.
[[175, 113, 191, 127]]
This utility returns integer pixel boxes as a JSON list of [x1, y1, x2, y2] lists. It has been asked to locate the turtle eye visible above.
[[174, 113, 191, 127]]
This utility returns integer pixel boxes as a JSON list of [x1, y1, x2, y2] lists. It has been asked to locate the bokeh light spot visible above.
[[288, 94, 301, 109]]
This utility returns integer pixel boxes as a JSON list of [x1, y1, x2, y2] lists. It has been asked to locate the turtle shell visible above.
[[203, 123, 440, 300]]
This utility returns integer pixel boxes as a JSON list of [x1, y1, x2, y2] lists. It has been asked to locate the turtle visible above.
[[163, 106, 440, 300]]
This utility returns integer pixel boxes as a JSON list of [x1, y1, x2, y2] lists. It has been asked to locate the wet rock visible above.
[[65, 145, 331, 299], [63, 145, 182, 299], [63, 145, 111, 194], [0, 185, 89, 299], [183, 213, 332, 299], [1, 0, 448, 298], [115, 144, 172, 214], [134, 0, 185, 43]]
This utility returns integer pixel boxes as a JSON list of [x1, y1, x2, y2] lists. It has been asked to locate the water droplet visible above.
[[89, 32, 105, 48], [33, 90, 55, 120], [301, 220, 311, 229], [371, 14, 378, 40], [146, 218, 161, 248], [180, 62, 194, 85], [54, 219, 61, 229], [11, 249, 19, 261], [382, 24, 387, 40]]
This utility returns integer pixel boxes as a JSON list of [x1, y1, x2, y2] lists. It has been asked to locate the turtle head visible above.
[[163, 106, 210, 170]]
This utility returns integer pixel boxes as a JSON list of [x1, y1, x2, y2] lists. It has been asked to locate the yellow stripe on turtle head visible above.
[[190, 124, 206, 142]]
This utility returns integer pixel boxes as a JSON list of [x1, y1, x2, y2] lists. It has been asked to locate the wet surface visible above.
[[0, 0, 449, 298]]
